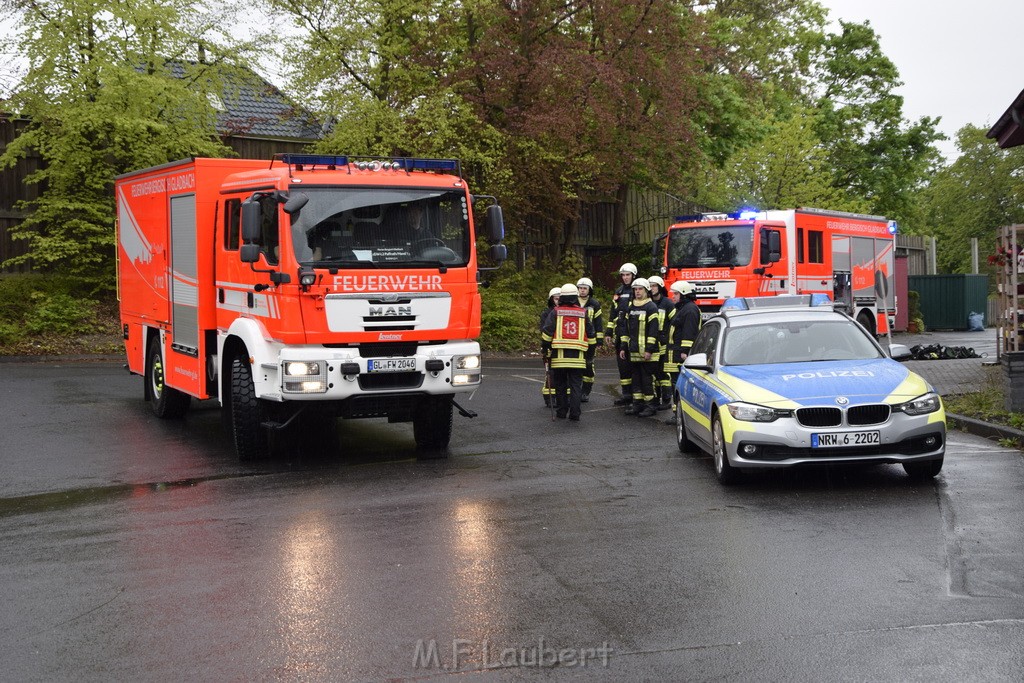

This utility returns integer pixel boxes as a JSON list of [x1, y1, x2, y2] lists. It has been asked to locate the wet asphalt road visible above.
[[1, 358, 1023, 681]]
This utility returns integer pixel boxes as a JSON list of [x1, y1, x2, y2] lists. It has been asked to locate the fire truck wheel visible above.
[[147, 342, 190, 419], [413, 395, 453, 456], [230, 356, 270, 461], [856, 310, 876, 338]]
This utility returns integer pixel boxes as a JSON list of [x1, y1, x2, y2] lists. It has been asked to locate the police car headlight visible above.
[[726, 401, 788, 422], [893, 392, 941, 416]]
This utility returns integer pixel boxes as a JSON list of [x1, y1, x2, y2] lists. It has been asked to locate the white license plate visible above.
[[812, 431, 880, 448], [367, 358, 416, 373]]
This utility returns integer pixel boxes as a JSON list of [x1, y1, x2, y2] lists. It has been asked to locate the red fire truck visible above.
[[116, 155, 506, 460], [654, 208, 896, 335]]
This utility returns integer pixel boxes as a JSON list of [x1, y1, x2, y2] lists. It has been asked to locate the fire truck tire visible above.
[[230, 356, 270, 461], [856, 310, 876, 338], [147, 342, 190, 419], [413, 395, 453, 455]]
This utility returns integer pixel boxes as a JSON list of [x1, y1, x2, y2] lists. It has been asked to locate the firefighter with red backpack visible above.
[[541, 283, 597, 421]]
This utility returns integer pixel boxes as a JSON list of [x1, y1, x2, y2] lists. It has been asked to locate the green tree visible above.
[[812, 20, 943, 225], [921, 125, 1024, 274], [0, 0, 240, 286], [700, 107, 869, 212]]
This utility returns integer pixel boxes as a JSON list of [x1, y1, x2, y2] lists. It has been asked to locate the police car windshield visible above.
[[722, 319, 882, 365], [668, 226, 753, 268], [287, 188, 470, 268]]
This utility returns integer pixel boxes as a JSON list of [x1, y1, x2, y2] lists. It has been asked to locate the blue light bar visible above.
[[397, 158, 459, 172], [720, 297, 748, 311], [721, 295, 833, 312], [736, 209, 760, 220], [280, 154, 349, 168]]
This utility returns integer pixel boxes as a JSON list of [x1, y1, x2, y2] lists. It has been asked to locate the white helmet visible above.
[[632, 277, 650, 291], [548, 287, 562, 299], [619, 262, 637, 275], [648, 275, 665, 289], [671, 280, 695, 296], [577, 277, 593, 289], [560, 283, 579, 297]]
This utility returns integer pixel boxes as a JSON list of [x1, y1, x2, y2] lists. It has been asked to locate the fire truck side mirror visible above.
[[485, 205, 505, 243], [240, 244, 261, 263], [241, 199, 262, 243], [760, 229, 781, 264], [489, 244, 507, 263]]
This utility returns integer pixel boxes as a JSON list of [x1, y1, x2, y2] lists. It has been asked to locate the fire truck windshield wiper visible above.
[[402, 260, 450, 273]]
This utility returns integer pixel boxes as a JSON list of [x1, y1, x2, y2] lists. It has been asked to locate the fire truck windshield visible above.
[[667, 226, 754, 268], [288, 188, 470, 268]]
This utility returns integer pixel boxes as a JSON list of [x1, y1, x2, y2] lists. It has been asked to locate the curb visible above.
[[0, 354, 124, 364], [947, 412, 1024, 445]]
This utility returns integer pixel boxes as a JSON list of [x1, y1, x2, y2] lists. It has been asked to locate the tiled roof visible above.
[[170, 61, 324, 142]]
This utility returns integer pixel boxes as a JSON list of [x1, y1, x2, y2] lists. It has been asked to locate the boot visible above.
[[613, 395, 633, 406], [581, 386, 591, 403], [624, 401, 641, 416], [656, 387, 672, 411], [637, 403, 657, 418]]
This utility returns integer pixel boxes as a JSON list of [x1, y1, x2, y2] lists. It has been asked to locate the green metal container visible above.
[[908, 274, 989, 330]]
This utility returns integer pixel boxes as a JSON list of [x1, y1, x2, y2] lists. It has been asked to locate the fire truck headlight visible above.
[[452, 355, 481, 385], [282, 361, 328, 393]]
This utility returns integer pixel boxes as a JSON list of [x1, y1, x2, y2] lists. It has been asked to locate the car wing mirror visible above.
[[683, 352, 712, 371], [888, 343, 912, 361]]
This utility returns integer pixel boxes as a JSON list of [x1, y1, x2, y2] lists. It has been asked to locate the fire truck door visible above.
[[169, 194, 199, 355]]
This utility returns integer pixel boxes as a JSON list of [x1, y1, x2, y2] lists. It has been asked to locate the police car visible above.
[[674, 295, 945, 484]]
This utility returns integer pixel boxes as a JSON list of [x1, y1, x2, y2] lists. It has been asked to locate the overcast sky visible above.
[[819, 0, 1024, 160]]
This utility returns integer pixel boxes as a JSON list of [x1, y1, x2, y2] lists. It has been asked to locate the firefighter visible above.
[[664, 280, 701, 425], [541, 283, 596, 421], [648, 275, 674, 411], [617, 277, 661, 417], [541, 286, 561, 407], [576, 277, 604, 403], [606, 262, 638, 405]]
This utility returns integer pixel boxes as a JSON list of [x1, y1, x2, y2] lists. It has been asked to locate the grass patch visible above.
[[943, 364, 1024, 431]]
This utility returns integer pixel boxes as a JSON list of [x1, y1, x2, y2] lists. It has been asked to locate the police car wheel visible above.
[[414, 395, 453, 456], [712, 414, 740, 485], [146, 341, 190, 419], [903, 457, 943, 479], [676, 402, 697, 454]]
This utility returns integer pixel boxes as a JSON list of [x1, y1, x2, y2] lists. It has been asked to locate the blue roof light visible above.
[[737, 209, 760, 220], [280, 154, 349, 169], [397, 158, 459, 172], [720, 297, 749, 311]]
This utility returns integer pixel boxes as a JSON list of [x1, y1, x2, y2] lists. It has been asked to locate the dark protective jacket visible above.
[[667, 298, 701, 370], [541, 304, 597, 369], [606, 283, 633, 341], [617, 298, 661, 362], [579, 296, 605, 346]]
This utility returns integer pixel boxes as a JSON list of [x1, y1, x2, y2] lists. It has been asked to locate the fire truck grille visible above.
[[356, 342, 420, 357], [358, 372, 424, 391], [796, 407, 841, 427], [847, 404, 891, 426]]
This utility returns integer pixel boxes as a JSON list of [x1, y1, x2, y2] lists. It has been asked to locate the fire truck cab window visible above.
[[808, 230, 824, 264], [797, 228, 805, 264], [288, 188, 470, 268], [224, 199, 241, 250]]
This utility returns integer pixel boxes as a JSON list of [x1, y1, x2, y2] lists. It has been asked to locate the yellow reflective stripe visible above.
[[682, 401, 710, 431], [882, 371, 931, 403]]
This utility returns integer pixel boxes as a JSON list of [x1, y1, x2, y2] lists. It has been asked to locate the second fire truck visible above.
[[653, 207, 897, 335]]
